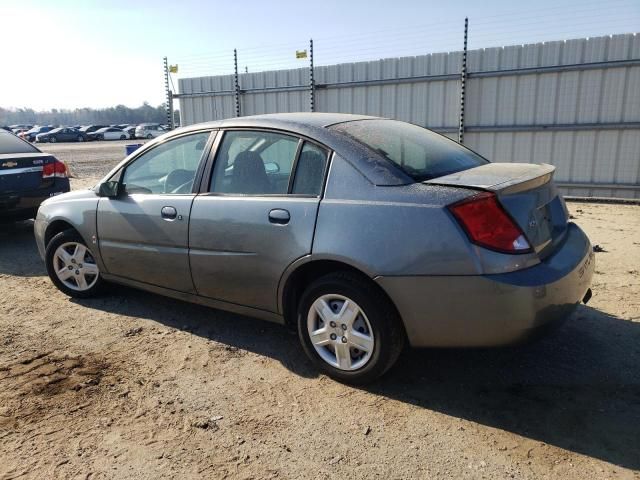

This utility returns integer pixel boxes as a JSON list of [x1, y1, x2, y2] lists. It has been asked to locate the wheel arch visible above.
[[44, 219, 79, 248], [279, 257, 402, 331]]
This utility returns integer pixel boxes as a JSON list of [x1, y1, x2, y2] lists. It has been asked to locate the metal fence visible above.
[[175, 33, 640, 199]]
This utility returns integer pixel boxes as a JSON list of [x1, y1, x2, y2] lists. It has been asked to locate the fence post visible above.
[[163, 56, 174, 130], [234, 49, 241, 117], [309, 38, 315, 112], [458, 17, 468, 144]]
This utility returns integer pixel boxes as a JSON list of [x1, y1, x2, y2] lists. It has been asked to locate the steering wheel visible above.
[[164, 169, 194, 193]]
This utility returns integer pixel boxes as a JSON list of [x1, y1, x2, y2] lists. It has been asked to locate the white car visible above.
[[88, 127, 128, 141], [135, 124, 167, 139]]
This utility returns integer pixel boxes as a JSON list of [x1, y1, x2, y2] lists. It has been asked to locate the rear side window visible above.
[[0, 132, 39, 154], [292, 142, 328, 196], [330, 119, 487, 181]]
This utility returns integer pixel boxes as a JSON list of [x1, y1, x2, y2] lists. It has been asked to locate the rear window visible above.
[[0, 132, 39, 154], [330, 119, 487, 181]]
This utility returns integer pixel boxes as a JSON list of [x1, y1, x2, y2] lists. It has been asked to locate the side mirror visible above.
[[98, 180, 121, 198]]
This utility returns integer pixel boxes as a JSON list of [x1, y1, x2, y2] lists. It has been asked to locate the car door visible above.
[[189, 129, 330, 313], [59, 128, 71, 141], [96, 130, 214, 292]]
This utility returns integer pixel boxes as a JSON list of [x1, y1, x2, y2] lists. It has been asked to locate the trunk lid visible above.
[[0, 152, 56, 194], [426, 163, 569, 258]]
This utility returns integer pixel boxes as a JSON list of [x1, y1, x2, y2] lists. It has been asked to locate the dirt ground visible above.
[[0, 142, 639, 479]]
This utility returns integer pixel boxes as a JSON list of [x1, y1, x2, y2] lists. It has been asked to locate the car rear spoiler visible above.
[[424, 163, 555, 195]]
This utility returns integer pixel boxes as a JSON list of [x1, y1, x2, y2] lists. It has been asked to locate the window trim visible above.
[[200, 127, 332, 199], [113, 129, 217, 196]]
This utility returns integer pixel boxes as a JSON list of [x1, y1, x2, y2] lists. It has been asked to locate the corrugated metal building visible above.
[[178, 33, 640, 198]]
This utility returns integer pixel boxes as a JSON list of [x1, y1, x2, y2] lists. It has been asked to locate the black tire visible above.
[[45, 229, 104, 298], [146, 134, 153, 139], [77, 135, 84, 142], [297, 271, 405, 384], [120, 135, 126, 140], [49, 136, 57, 143]]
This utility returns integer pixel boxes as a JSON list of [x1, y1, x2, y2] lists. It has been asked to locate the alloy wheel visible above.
[[53, 242, 99, 291], [307, 294, 375, 371]]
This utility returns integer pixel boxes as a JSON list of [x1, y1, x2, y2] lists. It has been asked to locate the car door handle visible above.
[[161, 206, 178, 220], [268, 209, 290, 225]]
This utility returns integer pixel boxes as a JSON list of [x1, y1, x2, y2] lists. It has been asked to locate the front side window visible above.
[[330, 119, 487, 181], [210, 131, 299, 195], [122, 131, 211, 195]]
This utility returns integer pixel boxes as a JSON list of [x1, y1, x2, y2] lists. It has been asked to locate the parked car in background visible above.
[[0, 129, 70, 221], [78, 125, 109, 137], [23, 126, 55, 142], [36, 127, 87, 143], [9, 124, 33, 133], [34, 113, 594, 384], [123, 126, 137, 139], [12, 128, 31, 137], [135, 123, 166, 139], [87, 127, 128, 141]]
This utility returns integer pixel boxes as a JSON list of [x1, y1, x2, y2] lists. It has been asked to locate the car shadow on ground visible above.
[[74, 286, 640, 471], [0, 220, 45, 277]]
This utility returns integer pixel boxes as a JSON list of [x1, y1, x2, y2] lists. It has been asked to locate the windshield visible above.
[[330, 119, 487, 181]]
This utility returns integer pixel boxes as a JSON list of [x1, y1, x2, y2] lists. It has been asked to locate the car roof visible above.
[[180, 112, 379, 132], [164, 113, 412, 186]]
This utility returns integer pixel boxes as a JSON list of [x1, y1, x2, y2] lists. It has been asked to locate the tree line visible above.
[[0, 103, 173, 126]]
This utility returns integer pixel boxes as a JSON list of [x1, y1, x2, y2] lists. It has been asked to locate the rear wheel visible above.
[[46, 230, 103, 298], [297, 271, 405, 384], [77, 135, 83, 142], [120, 135, 126, 140], [146, 134, 153, 139]]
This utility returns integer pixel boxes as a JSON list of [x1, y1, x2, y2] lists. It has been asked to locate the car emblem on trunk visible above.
[[2, 161, 18, 168], [529, 219, 537, 228]]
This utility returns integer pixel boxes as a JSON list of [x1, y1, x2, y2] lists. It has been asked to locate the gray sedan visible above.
[[34, 113, 594, 384]]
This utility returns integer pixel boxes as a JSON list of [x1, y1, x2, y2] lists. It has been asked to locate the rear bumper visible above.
[[0, 179, 70, 220], [376, 223, 594, 347]]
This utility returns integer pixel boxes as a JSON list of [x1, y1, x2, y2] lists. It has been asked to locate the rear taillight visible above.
[[42, 159, 68, 179], [448, 192, 531, 254]]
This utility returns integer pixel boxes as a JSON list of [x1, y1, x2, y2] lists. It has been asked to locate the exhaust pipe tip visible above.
[[582, 288, 593, 304]]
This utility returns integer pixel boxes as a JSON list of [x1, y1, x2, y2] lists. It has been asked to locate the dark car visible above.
[[23, 126, 55, 142], [0, 130, 70, 221], [36, 127, 87, 143]]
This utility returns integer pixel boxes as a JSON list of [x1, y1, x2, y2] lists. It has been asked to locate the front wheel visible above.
[[46, 230, 104, 298], [120, 135, 126, 140], [49, 136, 57, 143], [77, 135, 84, 142], [146, 134, 153, 139], [297, 271, 405, 384]]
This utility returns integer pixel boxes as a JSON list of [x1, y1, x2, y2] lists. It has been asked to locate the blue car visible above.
[[0, 130, 70, 221]]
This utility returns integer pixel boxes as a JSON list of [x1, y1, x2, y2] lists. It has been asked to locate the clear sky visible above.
[[1, 0, 638, 111]]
